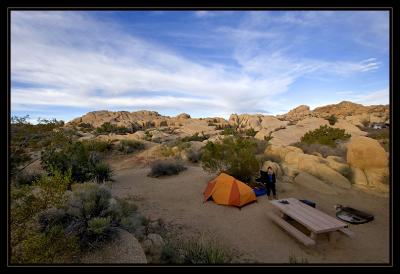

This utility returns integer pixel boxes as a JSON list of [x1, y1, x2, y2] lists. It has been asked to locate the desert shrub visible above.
[[263, 132, 274, 142], [339, 166, 354, 183], [14, 171, 41, 187], [10, 170, 73, 263], [82, 140, 114, 152], [93, 163, 114, 183], [64, 183, 117, 248], [144, 131, 153, 141], [14, 225, 80, 264], [11, 116, 68, 152], [208, 121, 216, 126], [221, 126, 238, 136], [288, 254, 309, 264], [186, 149, 203, 163], [361, 119, 370, 128], [326, 114, 338, 126], [181, 132, 209, 142], [201, 136, 259, 183], [300, 125, 351, 147], [244, 128, 258, 137], [161, 140, 191, 158], [96, 122, 131, 135], [41, 141, 113, 183], [10, 146, 32, 176], [161, 234, 233, 264], [160, 146, 177, 158], [117, 140, 145, 154], [292, 142, 347, 158], [79, 122, 93, 129], [148, 160, 187, 177]]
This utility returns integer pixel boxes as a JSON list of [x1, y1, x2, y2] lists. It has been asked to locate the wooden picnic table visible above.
[[268, 198, 353, 246]]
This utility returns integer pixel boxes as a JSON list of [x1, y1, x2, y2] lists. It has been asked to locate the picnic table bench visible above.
[[268, 198, 353, 246]]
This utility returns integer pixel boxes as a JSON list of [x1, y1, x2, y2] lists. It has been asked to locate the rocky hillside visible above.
[[277, 101, 389, 123]]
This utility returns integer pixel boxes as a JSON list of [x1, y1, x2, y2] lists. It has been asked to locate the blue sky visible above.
[[11, 10, 389, 122]]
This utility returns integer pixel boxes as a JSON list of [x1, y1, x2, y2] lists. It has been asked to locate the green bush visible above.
[[326, 114, 338, 126], [82, 140, 114, 152], [288, 254, 309, 264], [13, 171, 41, 187], [11, 171, 140, 263], [10, 146, 32, 176], [10, 170, 74, 263], [117, 140, 145, 154], [14, 225, 80, 264], [161, 234, 233, 264], [96, 122, 132, 135], [41, 141, 113, 183], [148, 160, 187, 177], [300, 125, 351, 147], [244, 128, 258, 137], [93, 163, 114, 183], [181, 132, 209, 142], [221, 126, 238, 136], [201, 136, 259, 183]]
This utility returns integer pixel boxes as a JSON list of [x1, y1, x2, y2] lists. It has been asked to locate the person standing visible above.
[[265, 166, 277, 200], [256, 166, 277, 200]]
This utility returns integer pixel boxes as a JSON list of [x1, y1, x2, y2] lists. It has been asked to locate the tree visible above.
[[201, 136, 259, 183]]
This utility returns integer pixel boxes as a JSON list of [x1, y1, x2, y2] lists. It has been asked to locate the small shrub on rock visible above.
[[326, 114, 338, 126], [148, 160, 187, 178], [117, 140, 145, 154], [300, 125, 351, 147]]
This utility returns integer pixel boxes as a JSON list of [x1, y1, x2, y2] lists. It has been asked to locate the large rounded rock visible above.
[[176, 113, 191, 119], [143, 233, 165, 257], [269, 117, 329, 146], [297, 154, 352, 189], [264, 145, 303, 162], [364, 168, 389, 186], [333, 119, 367, 136], [280, 163, 300, 179], [325, 156, 349, 173], [81, 228, 147, 264], [351, 167, 368, 186], [294, 172, 344, 195], [347, 136, 388, 169]]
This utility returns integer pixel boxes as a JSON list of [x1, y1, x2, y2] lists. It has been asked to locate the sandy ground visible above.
[[109, 157, 390, 264]]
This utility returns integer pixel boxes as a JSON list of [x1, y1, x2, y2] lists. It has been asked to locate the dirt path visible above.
[[110, 164, 390, 264]]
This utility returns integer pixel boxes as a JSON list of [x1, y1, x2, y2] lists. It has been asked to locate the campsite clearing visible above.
[[110, 164, 389, 263]]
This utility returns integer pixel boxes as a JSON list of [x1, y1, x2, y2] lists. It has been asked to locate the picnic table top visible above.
[[270, 198, 348, 234]]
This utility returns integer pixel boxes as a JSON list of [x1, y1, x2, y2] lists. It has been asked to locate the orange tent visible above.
[[203, 173, 257, 207]]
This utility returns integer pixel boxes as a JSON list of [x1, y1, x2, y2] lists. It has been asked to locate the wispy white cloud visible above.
[[11, 11, 388, 120], [348, 88, 389, 106]]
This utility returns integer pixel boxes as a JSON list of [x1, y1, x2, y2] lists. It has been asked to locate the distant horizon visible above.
[[17, 99, 389, 124], [11, 11, 389, 123]]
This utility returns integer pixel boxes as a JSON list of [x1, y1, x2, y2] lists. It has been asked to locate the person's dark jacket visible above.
[[256, 170, 276, 186]]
